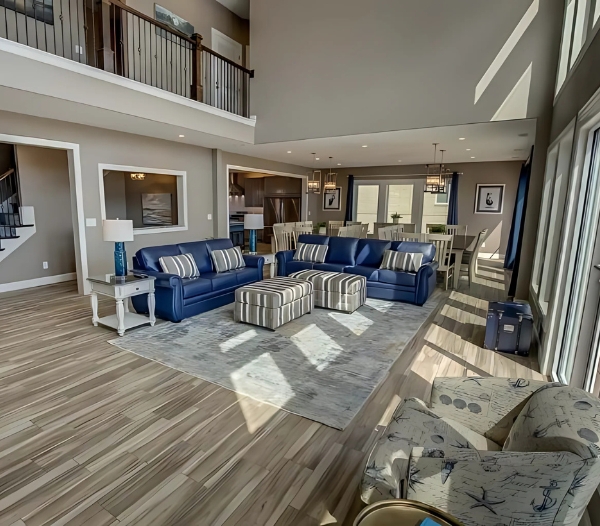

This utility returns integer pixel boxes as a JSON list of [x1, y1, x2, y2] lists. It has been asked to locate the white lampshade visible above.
[[103, 219, 134, 242], [244, 214, 264, 230]]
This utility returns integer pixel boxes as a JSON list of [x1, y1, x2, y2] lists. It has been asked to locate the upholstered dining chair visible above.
[[462, 228, 488, 285], [361, 377, 600, 526], [428, 233, 454, 289]]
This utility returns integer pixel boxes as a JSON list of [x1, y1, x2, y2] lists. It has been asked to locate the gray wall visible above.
[[311, 160, 522, 256], [250, 0, 563, 143], [0, 111, 214, 279], [0, 145, 76, 284]]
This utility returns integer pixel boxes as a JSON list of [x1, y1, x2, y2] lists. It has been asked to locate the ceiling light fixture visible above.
[[287, 150, 292, 153], [337, 163, 342, 166], [178, 134, 185, 138], [459, 137, 466, 141], [323, 157, 338, 191], [471, 156, 476, 159], [424, 143, 451, 194], [306, 153, 321, 194], [130, 173, 145, 181], [398, 160, 402, 162], [362, 145, 368, 148]]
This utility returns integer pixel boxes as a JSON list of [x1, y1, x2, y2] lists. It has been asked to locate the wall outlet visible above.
[[85, 218, 97, 227], [308, 211, 311, 216], [207, 213, 212, 220], [43, 261, 49, 270]]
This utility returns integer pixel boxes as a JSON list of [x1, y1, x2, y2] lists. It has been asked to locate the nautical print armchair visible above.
[[361, 377, 600, 526]]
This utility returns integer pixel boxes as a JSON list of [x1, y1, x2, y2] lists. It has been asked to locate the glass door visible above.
[[355, 184, 380, 233], [386, 184, 414, 224], [556, 128, 600, 388]]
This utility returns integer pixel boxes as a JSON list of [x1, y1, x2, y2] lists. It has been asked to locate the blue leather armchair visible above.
[[132, 238, 264, 322], [276, 235, 438, 306]]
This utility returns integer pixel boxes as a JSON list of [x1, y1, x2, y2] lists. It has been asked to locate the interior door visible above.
[[210, 28, 243, 112]]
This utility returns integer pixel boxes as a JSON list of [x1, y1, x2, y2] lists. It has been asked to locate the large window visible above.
[[386, 184, 413, 223], [356, 185, 380, 233], [556, 0, 594, 95], [422, 184, 451, 232]]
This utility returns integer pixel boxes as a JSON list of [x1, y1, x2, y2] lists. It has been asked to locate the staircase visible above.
[[0, 162, 36, 263]]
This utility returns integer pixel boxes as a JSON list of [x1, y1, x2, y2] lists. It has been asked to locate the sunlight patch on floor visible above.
[[219, 329, 258, 352], [291, 324, 343, 371], [234, 392, 282, 434], [440, 303, 486, 326], [365, 299, 395, 313], [328, 310, 373, 336]]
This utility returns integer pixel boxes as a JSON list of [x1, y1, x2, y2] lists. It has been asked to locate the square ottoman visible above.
[[289, 270, 366, 313], [234, 277, 314, 330]]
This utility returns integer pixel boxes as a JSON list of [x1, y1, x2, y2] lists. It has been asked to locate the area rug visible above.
[[109, 296, 441, 429]]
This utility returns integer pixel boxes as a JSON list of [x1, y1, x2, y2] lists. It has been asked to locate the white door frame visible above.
[[0, 133, 89, 294]]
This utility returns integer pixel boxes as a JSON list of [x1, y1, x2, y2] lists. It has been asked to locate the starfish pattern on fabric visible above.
[[465, 487, 506, 515]]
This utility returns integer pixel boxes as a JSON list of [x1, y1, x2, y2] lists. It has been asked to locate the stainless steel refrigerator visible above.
[[264, 196, 301, 241]]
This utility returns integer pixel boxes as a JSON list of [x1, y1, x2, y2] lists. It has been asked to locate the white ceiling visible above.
[[236, 120, 537, 169], [214, 0, 249, 19]]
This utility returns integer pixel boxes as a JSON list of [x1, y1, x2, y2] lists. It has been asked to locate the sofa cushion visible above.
[[178, 241, 213, 273], [200, 271, 238, 291], [313, 263, 348, 273], [206, 238, 235, 252], [235, 267, 259, 286], [136, 245, 181, 272], [159, 254, 200, 278], [182, 277, 212, 299], [297, 234, 329, 246], [286, 260, 315, 274], [355, 239, 391, 267], [391, 241, 436, 264], [210, 247, 246, 273], [325, 237, 359, 265], [294, 243, 328, 263], [380, 250, 424, 272], [345, 265, 380, 281], [378, 269, 416, 287]]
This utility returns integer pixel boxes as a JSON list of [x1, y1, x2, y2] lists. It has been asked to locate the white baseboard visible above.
[[0, 272, 77, 293]]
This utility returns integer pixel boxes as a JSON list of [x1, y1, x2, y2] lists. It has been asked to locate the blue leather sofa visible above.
[[131, 238, 264, 322], [276, 235, 438, 306]]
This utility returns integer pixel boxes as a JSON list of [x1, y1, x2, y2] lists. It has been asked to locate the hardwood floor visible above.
[[0, 261, 544, 526]]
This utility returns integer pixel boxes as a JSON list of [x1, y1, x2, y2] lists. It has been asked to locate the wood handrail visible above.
[[201, 46, 254, 76], [0, 169, 14, 183], [107, 0, 196, 44]]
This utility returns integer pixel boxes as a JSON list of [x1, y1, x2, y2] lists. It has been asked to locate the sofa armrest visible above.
[[430, 377, 548, 444], [413, 262, 437, 306], [275, 250, 295, 276], [407, 448, 588, 525], [136, 269, 182, 289], [243, 255, 265, 268]]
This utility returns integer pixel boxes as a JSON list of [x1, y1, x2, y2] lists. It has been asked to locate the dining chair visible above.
[[378, 226, 394, 240], [398, 233, 426, 242], [359, 224, 369, 238], [328, 220, 344, 237], [445, 225, 467, 236], [428, 234, 454, 290], [273, 223, 296, 252], [398, 223, 416, 233], [373, 223, 393, 238], [338, 226, 351, 237], [346, 221, 362, 226], [461, 229, 488, 286], [425, 223, 445, 233], [293, 224, 313, 245]]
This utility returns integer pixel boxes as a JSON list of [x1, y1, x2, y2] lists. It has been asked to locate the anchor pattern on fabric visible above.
[[531, 481, 561, 513]]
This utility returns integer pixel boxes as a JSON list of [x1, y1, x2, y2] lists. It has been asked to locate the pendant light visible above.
[[323, 157, 337, 191], [307, 153, 321, 194], [424, 143, 450, 194]]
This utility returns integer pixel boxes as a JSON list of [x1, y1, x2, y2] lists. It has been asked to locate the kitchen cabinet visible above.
[[264, 176, 302, 196], [244, 178, 265, 207]]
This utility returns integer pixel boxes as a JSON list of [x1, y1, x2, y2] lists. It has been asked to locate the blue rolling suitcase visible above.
[[484, 301, 533, 356]]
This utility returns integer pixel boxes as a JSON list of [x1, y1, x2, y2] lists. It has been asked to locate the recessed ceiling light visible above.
[[466, 148, 471, 151], [398, 160, 402, 162], [471, 156, 476, 159], [459, 137, 466, 141], [316, 157, 320, 160], [362, 145, 368, 148], [178, 134, 185, 138], [337, 163, 342, 166], [287, 150, 292, 153]]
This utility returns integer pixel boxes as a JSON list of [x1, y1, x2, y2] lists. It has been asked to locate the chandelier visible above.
[[307, 153, 321, 194], [130, 173, 145, 181], [323, 157, 337, 191], [424, 143, 451, 194]]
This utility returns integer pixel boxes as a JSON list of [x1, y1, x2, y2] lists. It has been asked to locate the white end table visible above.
[[87, 274, 156, 336]]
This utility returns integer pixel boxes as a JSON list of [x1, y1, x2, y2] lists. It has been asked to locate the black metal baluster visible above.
[[75, 0, 81, 61]]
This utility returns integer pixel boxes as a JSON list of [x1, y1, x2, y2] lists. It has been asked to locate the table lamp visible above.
[[244, 213, 264, 255], [103, 219, 134, 277]]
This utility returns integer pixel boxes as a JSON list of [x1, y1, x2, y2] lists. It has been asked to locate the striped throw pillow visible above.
[[159, 253, 200, 278], [380, 250, 424, 273], [210, 246, 246, 273], [293, 243, 328, 263]]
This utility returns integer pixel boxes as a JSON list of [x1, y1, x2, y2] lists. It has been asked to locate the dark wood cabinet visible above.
[[244, 178, 265, 207], [264, 176, 302, 196]]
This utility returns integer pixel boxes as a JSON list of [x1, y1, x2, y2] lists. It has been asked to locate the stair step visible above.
[[0, 235, 19, 240]]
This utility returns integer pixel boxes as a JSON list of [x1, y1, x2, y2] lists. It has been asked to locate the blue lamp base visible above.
[[114, 242, 127, 277], [249, 229, 257, 254]]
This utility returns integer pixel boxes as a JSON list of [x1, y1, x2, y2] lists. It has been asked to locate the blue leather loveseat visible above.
[[276, 235, 438, 306], [131, 238, 264, 322]]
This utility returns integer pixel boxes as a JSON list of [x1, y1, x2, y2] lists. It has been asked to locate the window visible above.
[[434, 183, 451, 205], [100, 164, 187, 235], [422, 187, 450, 232], [356, 185, 379, 233], [556, 0, 593, 94], [386, 184, 413, 222]]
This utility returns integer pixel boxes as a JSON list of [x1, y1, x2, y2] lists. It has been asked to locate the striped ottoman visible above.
[[234, 277, 314, 330], [289, 270, 366, 313]]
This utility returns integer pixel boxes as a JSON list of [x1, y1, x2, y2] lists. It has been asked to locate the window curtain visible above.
[[447, 172, 459, 224], [344, 174, 355, 224], [506, 147, 534, 297]]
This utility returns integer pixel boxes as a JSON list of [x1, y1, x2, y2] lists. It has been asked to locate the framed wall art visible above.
[[475, 184, 505, 214]]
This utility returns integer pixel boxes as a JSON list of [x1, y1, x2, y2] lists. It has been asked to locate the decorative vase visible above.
[[392, 217, 400, 224], [249, 229, 257, 254], [319, 227, 326, 234]]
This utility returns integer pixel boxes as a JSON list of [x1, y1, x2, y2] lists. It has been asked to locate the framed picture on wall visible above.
[[323, 188, 341, 211], [475, 184, 505, 214], [155, 4, 194, 39]]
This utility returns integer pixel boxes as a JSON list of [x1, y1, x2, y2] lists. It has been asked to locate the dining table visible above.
[[450, 234, 476, 289]]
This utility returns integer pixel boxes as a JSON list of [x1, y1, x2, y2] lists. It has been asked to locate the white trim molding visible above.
[[0, 272, 77, 293], [98, 163, 188, 236], [0, 133, 89, 295]]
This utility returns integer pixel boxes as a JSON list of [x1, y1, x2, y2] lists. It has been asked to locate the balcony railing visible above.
[[0, 0, 254, 117]]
